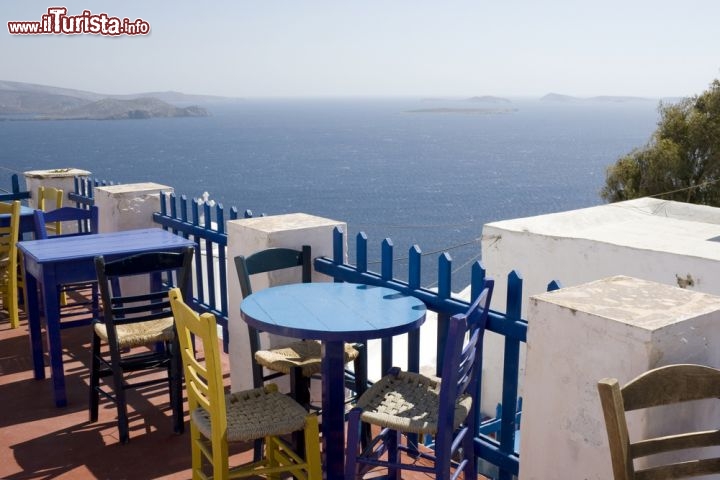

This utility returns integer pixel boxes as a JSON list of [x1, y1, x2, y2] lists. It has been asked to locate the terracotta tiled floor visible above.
[[0, 306, 489, 479], [0, 307, 246, 480]]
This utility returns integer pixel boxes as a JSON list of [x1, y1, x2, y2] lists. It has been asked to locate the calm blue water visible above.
[[0, 98, 661, 288]]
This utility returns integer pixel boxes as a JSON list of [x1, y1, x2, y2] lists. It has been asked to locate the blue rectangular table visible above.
[[240, 282, 426, 480], [18, 227, 196, 407], [0, 204, 37, 236]]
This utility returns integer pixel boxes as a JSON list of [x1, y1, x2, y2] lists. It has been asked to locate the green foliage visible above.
[[601, 79, 720, 206]]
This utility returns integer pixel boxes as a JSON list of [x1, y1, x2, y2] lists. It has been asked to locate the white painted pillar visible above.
[[226, 213, 347, 393], [519, 275, 720, 480], [24, 168, 91, 209], [93, 182, 173, 233]]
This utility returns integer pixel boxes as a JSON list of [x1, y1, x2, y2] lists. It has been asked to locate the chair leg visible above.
[[387, 429, 401, 480], [352, 347, 371, 448], [290, 367, 309, 455], [345, 408, 362, 479], [112, 363, 130, 443], [303, 414, 322, 479], [89, 333, 101, 422], [169, 340, 184, 434]]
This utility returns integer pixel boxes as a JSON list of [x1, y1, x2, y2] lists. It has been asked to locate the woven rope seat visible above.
[[254, 339, 360, 377], [93, 317, 174, 349], [191, 385, 309, 442], [355, 371, 473, 435]]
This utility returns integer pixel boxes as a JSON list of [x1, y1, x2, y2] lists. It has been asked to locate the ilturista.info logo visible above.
[[8, 7, 150, 36]]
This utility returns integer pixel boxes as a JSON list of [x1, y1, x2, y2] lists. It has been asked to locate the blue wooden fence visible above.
[[70, 179, 250, 351], [0, 174, 31, 202], [314, 226, 560, 480], [70, 175, 561, 477], [152, 191, 260, 352], [67, 176, 116, 207]]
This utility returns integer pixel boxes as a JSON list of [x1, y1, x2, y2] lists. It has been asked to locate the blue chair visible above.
[[33, 206, 100, 328], [33, 205, 99, 240], [345, 279, 494, 480]]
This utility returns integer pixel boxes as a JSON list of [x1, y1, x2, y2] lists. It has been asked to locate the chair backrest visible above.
[[168, 287, 227, 447], [37, 186, 64, 234], [598, 363, 720, 480], [94, 247, 194, 348], [437, 278, 494, 448], [33, 205, 99, 240], [0, 201, 21, 319], [234, 245, 311, 298]]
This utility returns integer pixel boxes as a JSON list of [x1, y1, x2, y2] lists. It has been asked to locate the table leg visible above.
[[321, 340, 346, 480], [24, 271, 45, 380], [43, 269, 67, 407]]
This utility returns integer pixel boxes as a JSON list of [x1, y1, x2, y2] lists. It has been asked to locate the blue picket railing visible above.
[[314, 226, 560, 480], [68, 176, 117, 207], [70, 178, 257, 353], [0, 173, 31, 202], [152, 191, 260, 352], [70, 175, 560, 477]]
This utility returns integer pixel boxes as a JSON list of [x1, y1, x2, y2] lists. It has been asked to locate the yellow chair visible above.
[[598, 363, 720, 480], [0, 201, 21, 328], [168, 288, 322, 480], [37, 186, 64, 235]]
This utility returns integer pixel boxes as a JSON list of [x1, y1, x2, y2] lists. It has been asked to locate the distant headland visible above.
[[0, 80, 232, 120]]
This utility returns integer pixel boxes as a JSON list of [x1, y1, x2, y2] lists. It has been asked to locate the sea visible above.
[[0, 97, 663, 289]]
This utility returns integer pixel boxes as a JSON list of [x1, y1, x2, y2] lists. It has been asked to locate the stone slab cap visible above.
[[230, 212, 342, 234], [94, 182, 172, 196], [24, 168, 90, 178], [531, 275, 720, 332]]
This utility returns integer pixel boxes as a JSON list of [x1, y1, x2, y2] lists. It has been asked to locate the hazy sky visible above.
[[2, 1, 719, 98]]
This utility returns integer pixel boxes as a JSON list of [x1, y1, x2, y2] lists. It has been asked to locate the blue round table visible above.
[[240, 282, 426, 480]]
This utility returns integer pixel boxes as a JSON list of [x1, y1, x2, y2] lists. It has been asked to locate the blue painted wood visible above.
[[471, 261, 487, 302], [0, 205, 36, 235], [407, 245, 422, 373], [240, 281, 426, 480], [381, 238, 393, 280], [153, 192, 250, 352], [547, 279, 562, 291], [380, 238, 394, 374], [69, 176, 115, 207], [19, 228, 195, 407], [497, 270, 523, 480], [356, 232, 368, 272], [436, 253, 452, 375], [0, 174, 30, 202], [311, 226, 563, 478]]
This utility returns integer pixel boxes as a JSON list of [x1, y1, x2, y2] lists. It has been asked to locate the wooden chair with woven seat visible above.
[[598, 363, 720, 480], [234, 245, 367, 410], [168, 287, 322, 480], [33, 206, 100, 328], [89, 246, 194, 444], [0, 201, 21, 329], [345, 278, 494, 480], [36, 186, 64, 235]]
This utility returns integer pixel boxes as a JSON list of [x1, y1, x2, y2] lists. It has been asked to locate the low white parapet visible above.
[[93, 182, 172, 233], [520, 275, 720, 480], [24, 168, 91, 209], [226, 213, 347, 393]]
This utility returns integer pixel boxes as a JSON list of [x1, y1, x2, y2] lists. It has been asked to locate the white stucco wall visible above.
[[482, 197, 720, 317], [93, 182, 172, 233], [478, 197, 720, 420], [521, 276, 720, 480]]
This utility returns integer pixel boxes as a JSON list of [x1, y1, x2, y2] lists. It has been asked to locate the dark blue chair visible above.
[[345, 279, 494, 480], [33, 206, 100, 328]]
